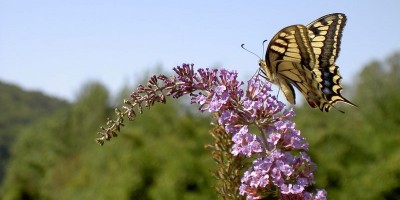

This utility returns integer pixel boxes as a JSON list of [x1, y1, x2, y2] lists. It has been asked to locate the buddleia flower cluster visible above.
[[96, 64, 326, 199]]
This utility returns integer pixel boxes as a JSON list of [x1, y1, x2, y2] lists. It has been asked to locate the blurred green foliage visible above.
[[1, 52, 400, 199], [0, 82, 68, 184], [0, 82, 215, 200]]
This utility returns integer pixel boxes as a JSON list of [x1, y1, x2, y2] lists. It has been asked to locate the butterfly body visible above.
[[259, 13, 356, 112]]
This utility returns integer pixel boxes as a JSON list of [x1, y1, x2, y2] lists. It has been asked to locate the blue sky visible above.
[[1, 1, 399, 101]]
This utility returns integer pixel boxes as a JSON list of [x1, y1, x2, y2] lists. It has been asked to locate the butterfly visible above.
[[258, 13, 357, 112]]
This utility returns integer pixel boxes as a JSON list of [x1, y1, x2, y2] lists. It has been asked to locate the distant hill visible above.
[[0, 81, 69, 182]]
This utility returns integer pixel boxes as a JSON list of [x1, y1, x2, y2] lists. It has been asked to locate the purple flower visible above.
[[231, 126, 262, 157], [218, 110, 235, 125], [267, 132, 281, 145], [97, 64, 326, 199], [314, 190, 327, 200], [195, 94, 207, 105], [208, 95, 224, 112], [243, 99, 255, 111], [215, 85, 226, 95]]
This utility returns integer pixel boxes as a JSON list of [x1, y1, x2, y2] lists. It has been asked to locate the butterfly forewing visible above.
[[266, 25, 315, 71], [262, 25, 319, 105], [307, 13, 357, 111], [307, 13, 347, 69]]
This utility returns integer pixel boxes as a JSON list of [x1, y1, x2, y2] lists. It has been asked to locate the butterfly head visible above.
[[241, 44, 274, 82]]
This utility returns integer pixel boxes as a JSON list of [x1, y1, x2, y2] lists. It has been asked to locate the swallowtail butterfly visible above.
[[258, 13, 356, 112]]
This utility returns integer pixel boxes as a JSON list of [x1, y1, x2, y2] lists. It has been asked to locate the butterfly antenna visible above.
[[241, 44, 261, 60], [262, 39, 268, 58]]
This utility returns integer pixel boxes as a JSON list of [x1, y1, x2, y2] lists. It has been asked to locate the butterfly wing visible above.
[[307, 13, 346, 69], [260, 13, 356, 111], [307, 13, 357, 111], [263, 25, 320, 106]]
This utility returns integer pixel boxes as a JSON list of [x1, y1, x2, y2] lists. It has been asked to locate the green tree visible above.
[[1, 81, 216, 200], [0, 81, 68, 184]]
